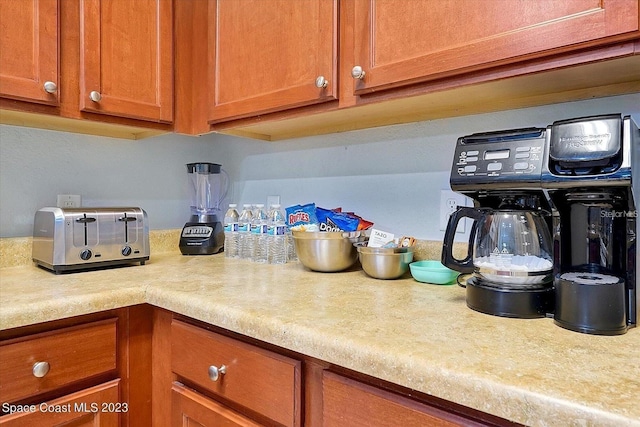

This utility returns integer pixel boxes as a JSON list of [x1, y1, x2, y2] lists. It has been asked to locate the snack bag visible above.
[[344, 212, 374, 231], [316, 207, 361, 232], [285, 203, 319, 231]]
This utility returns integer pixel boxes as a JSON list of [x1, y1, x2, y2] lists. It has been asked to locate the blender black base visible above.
[[466, 277, 554, 319], [179, 222, 224, 255]]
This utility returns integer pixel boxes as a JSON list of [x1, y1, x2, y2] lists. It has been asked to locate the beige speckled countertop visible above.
[[1, 232, 639, 426]]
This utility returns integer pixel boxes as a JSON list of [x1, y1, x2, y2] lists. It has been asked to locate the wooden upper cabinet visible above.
[[0, 0, 59, 105], [352, 0, 640, 95], [79, 0, 173, 123], [208, 0, 338, 124]]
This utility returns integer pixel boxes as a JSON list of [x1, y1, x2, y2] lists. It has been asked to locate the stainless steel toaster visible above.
[[32, 207, 150, 273]]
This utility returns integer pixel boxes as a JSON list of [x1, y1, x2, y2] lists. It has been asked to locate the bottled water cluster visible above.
[[223, 203, 295, 265]]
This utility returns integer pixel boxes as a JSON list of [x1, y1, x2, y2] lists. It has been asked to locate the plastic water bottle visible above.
[[251, 204, 268, 263], [287, 228, 297, 262], [223, 204, 239, 258], [238, 204, 253, 259], [267, 204, 287, 264]]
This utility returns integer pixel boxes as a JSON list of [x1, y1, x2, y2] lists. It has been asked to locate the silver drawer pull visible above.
[[89, 91, 102, 102], [208, 364, 226, 382], [351, 65, 366, 80], [32, 361, 50, 378], [43, 81, 58, 93], [315, 75, 328, 88]]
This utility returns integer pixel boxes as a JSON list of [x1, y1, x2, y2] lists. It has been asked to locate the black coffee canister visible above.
[[554, 272, 628, 335]]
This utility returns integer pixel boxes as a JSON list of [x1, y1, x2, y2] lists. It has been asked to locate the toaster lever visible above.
[[75, 216, 96, 223]]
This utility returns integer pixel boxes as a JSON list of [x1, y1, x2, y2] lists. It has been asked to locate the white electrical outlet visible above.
[[266, 195, 280, 207], [439, 190, 467, 232], [57, 194, 81, 208]]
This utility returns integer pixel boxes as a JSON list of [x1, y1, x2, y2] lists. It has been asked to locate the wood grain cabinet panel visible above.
[[171, 320, 302, 427], [0, 318, 117, 404], [322, 371, 489, 427], [0, 379, 120, 427], [352, 0, 640, 95], [208, 0, 338, 123], [171, 382, 261, 427], [79, 0, 173, 123], [0, 0, 59, 105]]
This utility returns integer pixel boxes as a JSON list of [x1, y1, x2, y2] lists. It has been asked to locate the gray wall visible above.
[[1, 93, 639, 240]]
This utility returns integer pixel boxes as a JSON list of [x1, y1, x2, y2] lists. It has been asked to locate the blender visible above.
[[179, 163, 229, 255]]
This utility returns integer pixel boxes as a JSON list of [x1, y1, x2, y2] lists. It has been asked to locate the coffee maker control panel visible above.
[[450, 128, 547, 190]]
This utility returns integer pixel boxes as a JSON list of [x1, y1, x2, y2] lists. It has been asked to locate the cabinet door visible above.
[[0, 379, 120, 427], [79, 0, 173, 123], [171, 382, 261, 427], [352, 0, 640, 95], [322, 371, 488, 427], [0, 0, 59, 105], [208, 0, 337, 123]]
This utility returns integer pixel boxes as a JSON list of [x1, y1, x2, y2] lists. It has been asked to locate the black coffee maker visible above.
[[442, 127, 555, 318], [542, 114, 638, 335], [443, 114, 638, 335]]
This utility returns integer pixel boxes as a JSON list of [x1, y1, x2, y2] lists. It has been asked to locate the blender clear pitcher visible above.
[[187, 163, 229, 222]]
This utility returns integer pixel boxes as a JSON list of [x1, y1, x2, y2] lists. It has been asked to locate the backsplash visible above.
[[0, 230, 180, 269], [0, 231, 467, 269], [1, 94, 638, 241]]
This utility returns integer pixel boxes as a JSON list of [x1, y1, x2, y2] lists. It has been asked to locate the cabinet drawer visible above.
[[0, 379, 120, 426], [0, 318, 117, 403], [323, 371, 486, 427], [171, 320, 302, 427]]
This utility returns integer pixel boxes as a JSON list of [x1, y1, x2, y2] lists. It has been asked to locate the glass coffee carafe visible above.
[[442, 207, 553, 287]]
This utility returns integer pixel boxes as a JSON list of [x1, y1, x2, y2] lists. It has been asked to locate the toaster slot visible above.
[[73, 212, 98, 247], [118, 212, 137, 243]]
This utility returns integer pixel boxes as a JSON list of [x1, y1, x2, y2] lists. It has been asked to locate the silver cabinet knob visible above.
[[43, 81, 58, 94], [89, 91, 102, 102], [32, 361, 50, 378], [208, 364, 226, 382], [351, 66, 365, 80], [315, 76, 328, 88]]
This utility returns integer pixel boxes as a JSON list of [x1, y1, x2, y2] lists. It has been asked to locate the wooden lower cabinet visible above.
[[0, 306, 518, 426], [170, 319, 302, 427], [171, 382, 261, 427], [0, 379, 121, 427], [161, 313, 515, 427], [0, 319, 117, 403], [322, 371, 491, 427], [0, 306, 154, 427]]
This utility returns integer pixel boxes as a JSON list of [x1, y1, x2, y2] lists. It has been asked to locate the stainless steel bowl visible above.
[[292, 231, 364, 272], [357, 244, 414, 280]]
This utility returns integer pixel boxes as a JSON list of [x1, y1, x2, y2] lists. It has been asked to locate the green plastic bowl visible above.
[[409, 260, 459, 285]]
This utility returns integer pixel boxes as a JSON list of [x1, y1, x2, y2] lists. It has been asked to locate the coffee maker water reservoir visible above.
[[543, 114, 638, 335]]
